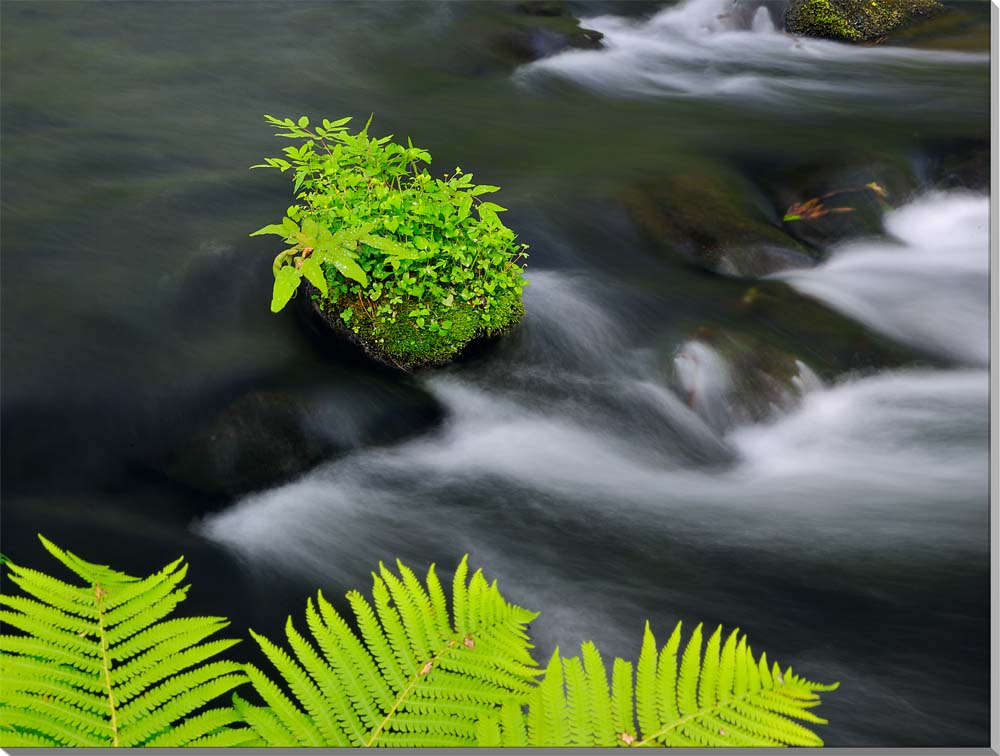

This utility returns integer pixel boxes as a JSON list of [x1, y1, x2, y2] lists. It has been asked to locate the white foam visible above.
[[778, 192, 989, 365]]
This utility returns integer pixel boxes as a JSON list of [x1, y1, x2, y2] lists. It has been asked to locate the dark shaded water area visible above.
[[1, 0, 991, 746]]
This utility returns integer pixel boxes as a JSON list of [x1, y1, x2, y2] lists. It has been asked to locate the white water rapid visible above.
[[516, 0, 988, 111]]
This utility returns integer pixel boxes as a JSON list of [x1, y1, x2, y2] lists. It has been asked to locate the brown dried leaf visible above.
[[784, 197, 830, 221], [866, 181, 888, 198]]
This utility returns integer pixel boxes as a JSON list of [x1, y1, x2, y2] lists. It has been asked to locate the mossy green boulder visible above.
[[786, 0, 943, 42]]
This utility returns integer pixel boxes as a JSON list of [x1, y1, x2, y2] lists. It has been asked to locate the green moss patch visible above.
[[786, 0, 942, 42], [318, 287, 524, 370]]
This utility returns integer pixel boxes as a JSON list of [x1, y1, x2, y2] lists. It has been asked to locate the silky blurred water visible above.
[[1, 0, 991, 746]]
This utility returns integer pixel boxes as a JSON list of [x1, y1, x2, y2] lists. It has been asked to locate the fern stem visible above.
[[363, 639, 456, 747], [94, 583, 120, 747], [632, 687, 765, 747]]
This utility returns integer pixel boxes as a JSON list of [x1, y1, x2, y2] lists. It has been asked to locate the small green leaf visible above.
[[325, 249, 368, 287], [477, 201, 507, 214], [360, 234, 420, 259], [271, 265, 302, 312], [469, 185, 500, 196], [250, 223, 289, 238], [299, 257, 328, 297]]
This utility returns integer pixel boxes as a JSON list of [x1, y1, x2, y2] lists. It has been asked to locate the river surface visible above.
[[1, 0, 991, 746]]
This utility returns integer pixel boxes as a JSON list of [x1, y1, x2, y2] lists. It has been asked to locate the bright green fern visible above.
[[236, 556, 541, 747], [0, 536, 254, 748], [477, 620, 839, 747], [1, 539, 839, 747]]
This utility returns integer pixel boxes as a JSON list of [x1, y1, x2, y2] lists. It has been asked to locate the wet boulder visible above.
[[766, 160, 918, 249], [669, 328, 821, 433], [727, 280, 923, 375], [623, 167, 822, 278], [785, 0, 943, 43], [456, 0, 603, 67]]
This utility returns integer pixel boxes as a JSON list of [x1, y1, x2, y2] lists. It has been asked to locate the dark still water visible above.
[[1, 0, 990, 746]]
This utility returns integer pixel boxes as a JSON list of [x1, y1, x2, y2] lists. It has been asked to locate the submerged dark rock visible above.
[[162, 382, 444, 499], [762, 159, 919, 249], [623, 168, 822, 278], [923, 140, 990, 192], [727, 280, 925, 375], [462, 0, 604, 67], [785, 0, 943, 42]]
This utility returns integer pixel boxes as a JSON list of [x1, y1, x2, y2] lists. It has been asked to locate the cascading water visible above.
[[202, 189, 988, 566], [516, 0, 988, 112]]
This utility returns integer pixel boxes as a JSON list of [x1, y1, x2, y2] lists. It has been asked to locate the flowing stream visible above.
[[1, 0, 990, 746]]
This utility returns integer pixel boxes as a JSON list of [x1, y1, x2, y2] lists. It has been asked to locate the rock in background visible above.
[[785, 0, 942, 42]]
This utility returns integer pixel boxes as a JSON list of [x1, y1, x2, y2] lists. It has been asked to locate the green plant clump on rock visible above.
[[251, 115, 528, 369]]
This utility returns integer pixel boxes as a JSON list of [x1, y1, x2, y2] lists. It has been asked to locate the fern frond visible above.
[[0, 535, 248, 748], [241, 555, 541, 747], [482, 621, 838, 748]]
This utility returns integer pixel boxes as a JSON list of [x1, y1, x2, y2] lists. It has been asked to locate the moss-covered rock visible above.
[[786, 0, 943, 42], [305, 284, 524, 370]]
